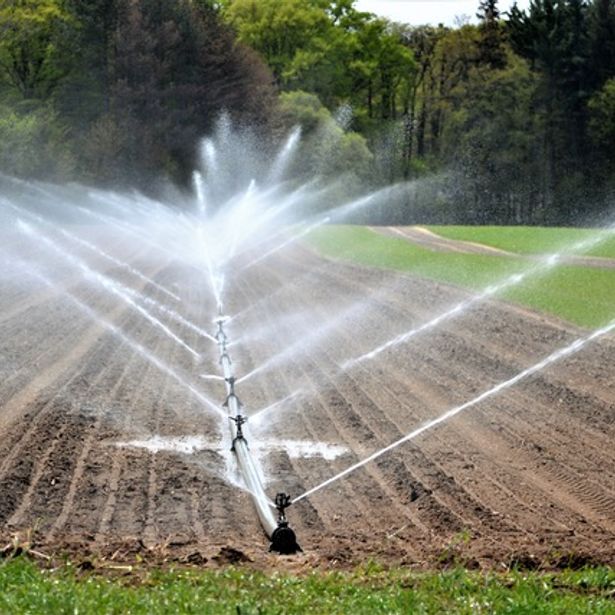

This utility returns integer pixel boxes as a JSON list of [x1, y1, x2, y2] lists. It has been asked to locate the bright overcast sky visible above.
[[356, 0, 531, 27]]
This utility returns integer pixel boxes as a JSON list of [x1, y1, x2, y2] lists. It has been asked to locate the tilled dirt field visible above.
[[0, 233, 614, 570]]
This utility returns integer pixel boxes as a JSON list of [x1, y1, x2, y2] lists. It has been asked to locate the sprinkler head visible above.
[[269, 492, 302, 555], [229, 413, 247, 433], [229, 414, 248, 450], [275, 493, 292, 521]]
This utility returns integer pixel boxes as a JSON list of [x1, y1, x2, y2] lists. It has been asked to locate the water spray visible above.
[[267, 126, 301, 183], [294, 317, 615, 504], [16, 219, 202, 359], [11, 258, 225, 420], [77, 204, 180, 262], [241, 217, 331, 271], [131, 290, 217, 344], [1, 196, 180, 302]]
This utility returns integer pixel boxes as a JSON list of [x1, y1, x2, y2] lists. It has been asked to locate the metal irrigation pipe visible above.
[[214, 314, 301, 554]]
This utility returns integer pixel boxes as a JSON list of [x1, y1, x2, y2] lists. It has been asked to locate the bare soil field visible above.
[[0, 233, 614, 571]]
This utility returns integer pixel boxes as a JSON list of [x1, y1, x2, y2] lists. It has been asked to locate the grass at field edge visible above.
[[427, 225, 615, 259], [306, 226, 615, 328], [1, 556, 614, 614]]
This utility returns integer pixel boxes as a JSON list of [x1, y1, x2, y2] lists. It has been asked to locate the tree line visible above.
[[0, 0, 277, 188], [2, 0, 615, 224]]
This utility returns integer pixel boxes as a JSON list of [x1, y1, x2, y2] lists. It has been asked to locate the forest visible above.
[[1, 0, 615, 225]]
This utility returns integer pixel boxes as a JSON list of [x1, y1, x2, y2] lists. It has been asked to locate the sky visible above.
[[356, 0, 531, 27]]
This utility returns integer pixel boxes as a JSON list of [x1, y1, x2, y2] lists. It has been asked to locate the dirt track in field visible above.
[[0, 230, 614, 571], [373, 225, 615, 269]]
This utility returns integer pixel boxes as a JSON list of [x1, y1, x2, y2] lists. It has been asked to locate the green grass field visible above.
[[427, 225, 615, 259], [1, 557, 614, 614], [306, 226, 615, 328]]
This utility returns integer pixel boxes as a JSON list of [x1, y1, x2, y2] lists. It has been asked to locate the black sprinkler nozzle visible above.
[[275, 493, 292, 521], [230, 414, 248, 451], [230, 414, 247, 434], [270, 493, 302, 555]]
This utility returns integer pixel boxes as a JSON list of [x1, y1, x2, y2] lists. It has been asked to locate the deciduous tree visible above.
[[0, 0, 74, 99]]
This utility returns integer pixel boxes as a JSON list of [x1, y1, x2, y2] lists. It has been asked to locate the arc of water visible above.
[[200, 138, 217, 178], [235, 292, 380, 389], [293, 318, 615, 504], [59, 226, 181, 302], [225, 180, 258, 263], [236, 183, 407, 271], [249, 389, 305, 424], [241, 217, 331, 271], [82, 189, 200, 264], [88, 187, 169, 220], [195, 180, 282, 268], [1, 197, 180, 302], [196, 223, 225, 311], [16, 220, 201, 359], [227, 180, 329, 265], [190, 173, 227, 309], [326, 183, 406, 223], [122, 285, 217, 344], [267, 126, 301, 184], [193, 171, 207, 216], [13, 258, 225, 420], [77, 205, 180, 261]]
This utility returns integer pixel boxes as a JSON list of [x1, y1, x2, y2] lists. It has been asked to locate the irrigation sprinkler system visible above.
[[3, 124, 614, 560], [212, 313, 301, 555]]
